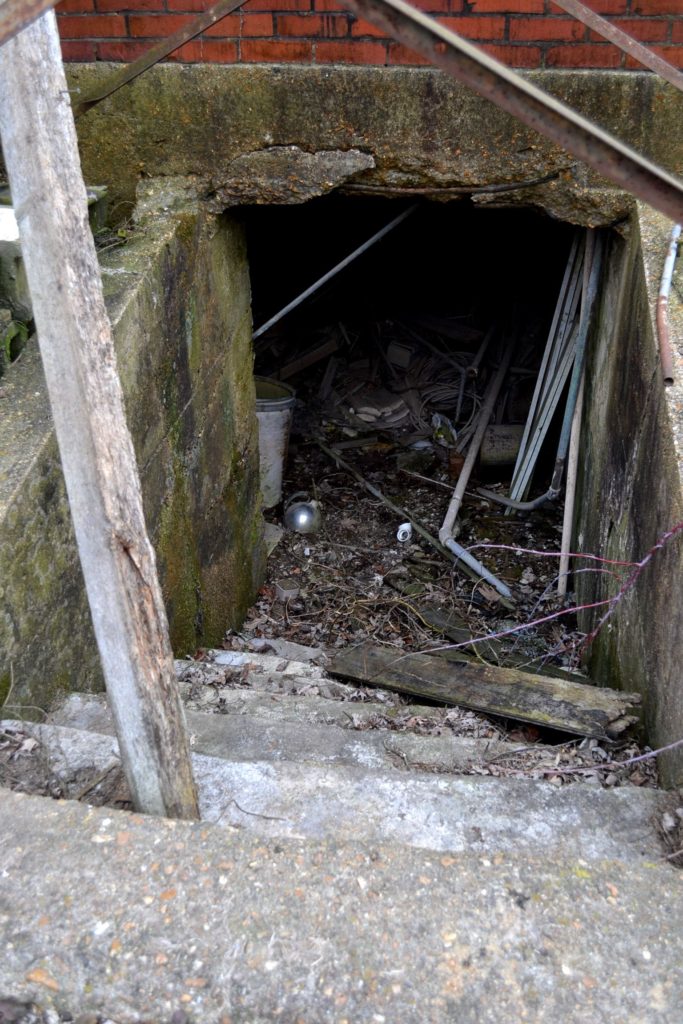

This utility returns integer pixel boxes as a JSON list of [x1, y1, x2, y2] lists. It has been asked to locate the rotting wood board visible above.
[[329, 643, 641, 740], [420, 607, 588, 683]]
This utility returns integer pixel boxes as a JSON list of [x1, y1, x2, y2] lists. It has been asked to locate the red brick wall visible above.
[[56, 0, 683, 69]]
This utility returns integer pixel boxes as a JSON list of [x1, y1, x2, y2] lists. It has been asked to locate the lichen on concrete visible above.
[[0, 179, 265, 711], [206, 144, 375, 207]]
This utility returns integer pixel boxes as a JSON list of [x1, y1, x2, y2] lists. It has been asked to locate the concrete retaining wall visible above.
[[577, 206, 683, 786], [0, 181, 264, 711]]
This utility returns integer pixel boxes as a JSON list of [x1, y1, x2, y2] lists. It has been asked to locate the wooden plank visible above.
[[329, 643, 641, 740], [0, 12, 199, 820], [279, 336, 338, 380], [420, 606, 590, 683]]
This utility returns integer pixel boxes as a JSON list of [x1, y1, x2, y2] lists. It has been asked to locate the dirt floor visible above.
[[252, 434, 579, 671]]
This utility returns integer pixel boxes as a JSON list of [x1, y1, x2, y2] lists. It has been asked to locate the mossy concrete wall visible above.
[[577, 206, 683, 786], [0, 181, 264, 712], [64, 66, 683, 227]]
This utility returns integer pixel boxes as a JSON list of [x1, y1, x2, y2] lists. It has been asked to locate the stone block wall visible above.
[[56, 0, 683, 70]]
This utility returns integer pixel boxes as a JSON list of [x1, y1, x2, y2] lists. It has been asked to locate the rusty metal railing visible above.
[[343, 0, 683, 223], [552, 0, 683, 95], [0, 0, 58, 48]]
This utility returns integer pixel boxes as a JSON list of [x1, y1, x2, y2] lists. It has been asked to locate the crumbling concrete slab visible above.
[[3, 720, 665, 862], [0, 787, 681, 1023], [206, 145, 375, 207], [53, 688, 481, 730], [48, 692, 521, 776], [66, 66, 683, 226]]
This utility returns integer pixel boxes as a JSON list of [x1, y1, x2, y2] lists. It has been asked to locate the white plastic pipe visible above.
[[439, 340, 514, 542], [557, 372, 585, 597]]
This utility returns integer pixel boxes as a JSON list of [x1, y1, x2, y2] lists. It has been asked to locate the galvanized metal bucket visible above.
[[254, 376, 296, 508]]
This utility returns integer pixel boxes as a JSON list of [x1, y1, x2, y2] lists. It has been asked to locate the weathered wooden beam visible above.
[[279, 337, 339, 381], [0, 12, 199, 819], [420, 606, 589, 683], [329, 643, 641, 739]]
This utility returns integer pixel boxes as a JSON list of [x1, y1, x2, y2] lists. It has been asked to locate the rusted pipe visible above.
[[553, 0, 683, 95], [72, 0, 246, 118], [657, 222, 681, 387]]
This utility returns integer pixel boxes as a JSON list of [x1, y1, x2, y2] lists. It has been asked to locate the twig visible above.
[[528, 736, 683, 776], [229, 798, 288, 822], [73, 761, 119, 802], [314, 436, 513, 603], [399, 468, 455, 492]]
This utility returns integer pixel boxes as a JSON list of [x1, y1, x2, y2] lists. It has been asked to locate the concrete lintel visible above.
[[65, 65, 683, 227]]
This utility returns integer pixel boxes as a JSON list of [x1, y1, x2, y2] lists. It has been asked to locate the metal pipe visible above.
[[557, 372, 585, 598], [468, 324, 495, 378], [315, 436, 514, 603], [252, 204, 418, 341], [476, 486, 557, 512], [439, 337, 514, 542], [551, 232, 600, 473], [552, 0, 683, 95], [657, 222, 681, 387], [342, 169, 563, 197], [479, 231, 603, 513], [442, 537, 512, 600], [341, 0, 683, 224]]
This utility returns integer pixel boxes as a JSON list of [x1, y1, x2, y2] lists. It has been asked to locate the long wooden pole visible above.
[[0, 11, 199, 820]]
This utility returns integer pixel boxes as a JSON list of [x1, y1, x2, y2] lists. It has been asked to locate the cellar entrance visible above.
[[239, 196, 593, 689]]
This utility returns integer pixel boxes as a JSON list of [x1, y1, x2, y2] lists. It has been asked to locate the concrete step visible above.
[[1, 786, 681, 1024], [49, 692, 532, 775], [4, 719, 665, 862]]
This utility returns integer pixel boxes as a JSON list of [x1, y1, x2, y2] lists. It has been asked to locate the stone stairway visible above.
[[0, 649, 682, 1022]]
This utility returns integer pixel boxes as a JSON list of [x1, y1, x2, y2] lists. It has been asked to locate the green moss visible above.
[[157, 462, 202, 656], [0, 671, 10, 708]]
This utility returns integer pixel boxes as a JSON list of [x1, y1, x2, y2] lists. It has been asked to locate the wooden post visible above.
[[0, 12, 199, 819]]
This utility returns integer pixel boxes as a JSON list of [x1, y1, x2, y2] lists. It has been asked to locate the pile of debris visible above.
[[255, 219, 600, 601]]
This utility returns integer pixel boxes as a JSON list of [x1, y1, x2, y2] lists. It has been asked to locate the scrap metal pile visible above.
[[255, 214, 600, 603]]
